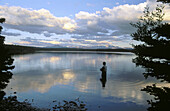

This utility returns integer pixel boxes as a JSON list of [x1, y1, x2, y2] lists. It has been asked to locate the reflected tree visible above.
[[141, 84, 170, 111], [131, 3, 170, 111], [0, 18, 14, 100]]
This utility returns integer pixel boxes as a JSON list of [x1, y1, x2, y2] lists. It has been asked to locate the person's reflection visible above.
[[100, 62, 107, 88]]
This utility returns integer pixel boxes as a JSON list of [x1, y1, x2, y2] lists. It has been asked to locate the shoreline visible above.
[[5, 44, 134, 55]]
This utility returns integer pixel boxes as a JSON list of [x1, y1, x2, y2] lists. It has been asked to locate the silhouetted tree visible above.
[[131, 5, 170, 82], [131, 4, 170, 111], [141, 84, 170, 111], [0, 18, 14, 100], [157, 0, 170, 3]]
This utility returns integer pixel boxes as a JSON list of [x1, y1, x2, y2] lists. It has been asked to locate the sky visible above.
[[0, 0, 170, 48]]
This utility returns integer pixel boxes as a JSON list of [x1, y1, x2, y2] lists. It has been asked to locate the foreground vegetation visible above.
[[0, 96, 87, 111]]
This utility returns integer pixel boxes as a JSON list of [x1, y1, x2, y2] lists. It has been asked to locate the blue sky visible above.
[[0, 0, 169, 48], [0, 0, 146, 16]]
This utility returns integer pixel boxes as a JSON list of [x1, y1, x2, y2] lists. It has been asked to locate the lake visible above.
[[4, 51, 161, 111]]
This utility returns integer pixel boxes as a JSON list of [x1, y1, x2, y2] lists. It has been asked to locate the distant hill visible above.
[[5, 44, 37, 55], [44, 45, 66, 48], [5, 44, 133, 55], [44, 44, 123, 49]]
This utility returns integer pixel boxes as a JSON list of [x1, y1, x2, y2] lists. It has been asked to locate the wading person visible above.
[[100, 62, 107, 88]]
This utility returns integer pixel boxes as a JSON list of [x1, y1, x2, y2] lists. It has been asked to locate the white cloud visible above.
[[0, 6, 77, 34], [101, 3, 146, 21], [75, 11, 99, 20]]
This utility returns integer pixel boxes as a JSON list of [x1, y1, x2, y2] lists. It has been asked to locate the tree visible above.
[[0, 18, 15, 100], [157, 0, 170, 3], [131, 5, 170, 82], [131, 4, 170, 111]]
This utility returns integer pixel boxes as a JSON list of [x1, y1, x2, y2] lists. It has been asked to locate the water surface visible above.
[[4, 52, 160, 111]]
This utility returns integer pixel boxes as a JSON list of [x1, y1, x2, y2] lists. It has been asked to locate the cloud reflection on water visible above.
[[6, 70, 75, 93], [5, 52, 162, 107]]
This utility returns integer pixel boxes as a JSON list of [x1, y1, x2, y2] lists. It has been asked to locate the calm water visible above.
[[4, 52, 161, 111]]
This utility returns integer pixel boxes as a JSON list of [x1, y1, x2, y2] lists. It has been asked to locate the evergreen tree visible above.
[[0, 18, 14, 100], [157, 0, 170, 3], [131, 5, 170, 82]]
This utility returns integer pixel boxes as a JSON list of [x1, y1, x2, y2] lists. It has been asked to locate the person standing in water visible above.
[[100, 62, 107, 88]]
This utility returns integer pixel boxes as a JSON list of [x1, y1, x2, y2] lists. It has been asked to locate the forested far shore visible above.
[[4, 44, 133, 55], [4, 44, 36, 55]]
